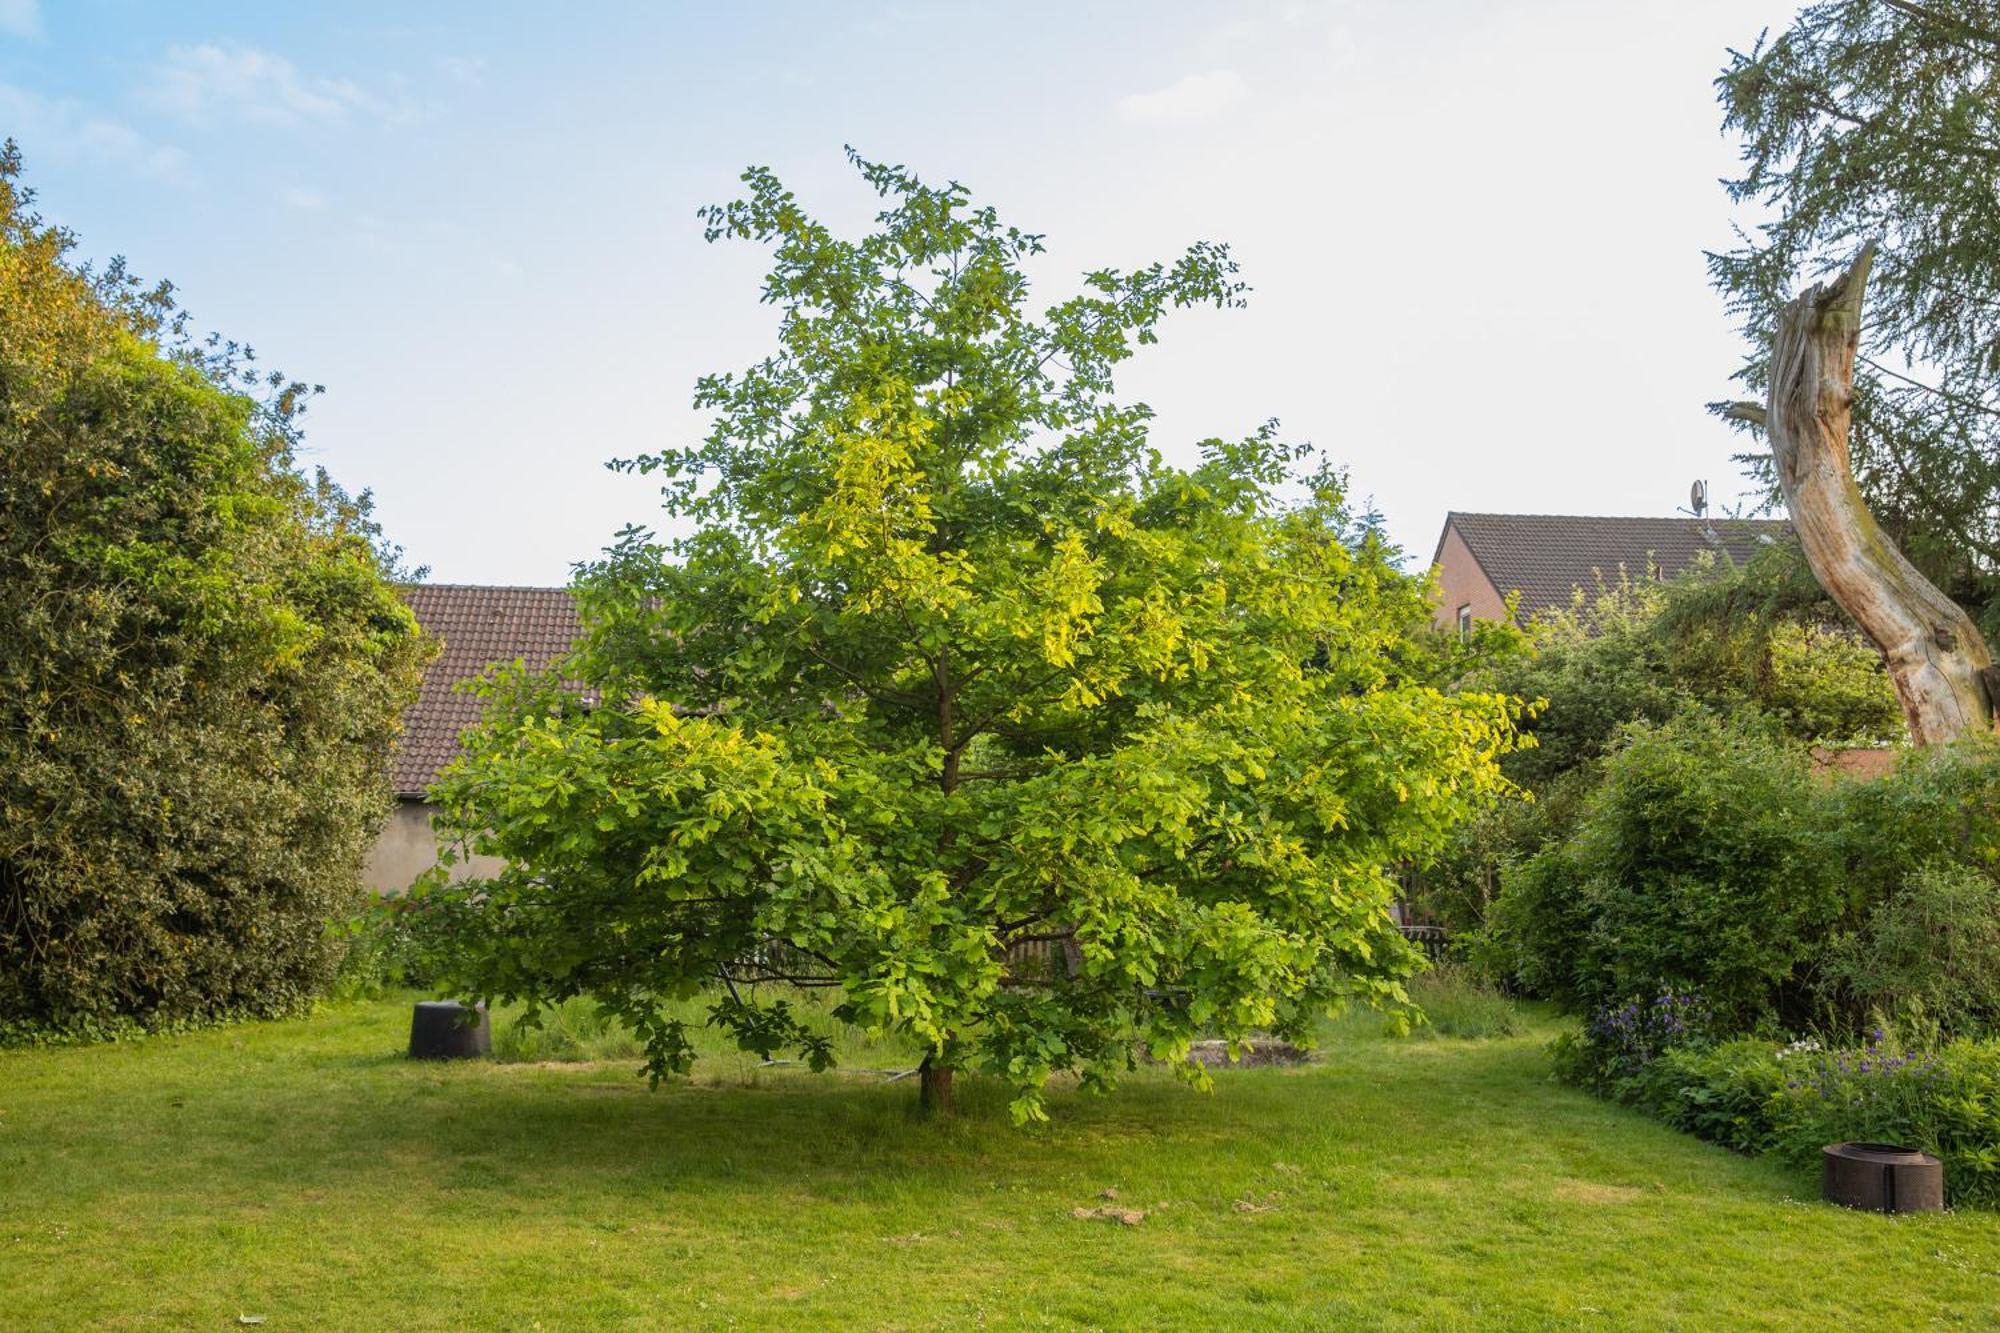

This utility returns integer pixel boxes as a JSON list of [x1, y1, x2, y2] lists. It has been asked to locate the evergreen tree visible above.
[[1713, 0, 2000, 637]]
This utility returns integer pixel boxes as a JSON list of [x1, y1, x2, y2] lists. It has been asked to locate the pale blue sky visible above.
[[4, 0, 1801, 583]]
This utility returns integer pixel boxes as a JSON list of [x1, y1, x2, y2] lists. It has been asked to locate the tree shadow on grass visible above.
[[66, 1037, 1277, 1214], [3, 1002, 1816, 1227]]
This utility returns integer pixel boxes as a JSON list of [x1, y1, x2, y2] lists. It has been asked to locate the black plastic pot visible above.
[[407, 1000, 492, 1060], [1822, 1142, 1944, 1213]]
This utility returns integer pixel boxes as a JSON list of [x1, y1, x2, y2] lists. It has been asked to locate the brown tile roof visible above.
[[1438, 512, 1791, 623], [392, 584, 585, 798]]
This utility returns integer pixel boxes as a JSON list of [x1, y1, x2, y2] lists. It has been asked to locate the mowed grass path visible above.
[[3, 1000, 1997, 1330]]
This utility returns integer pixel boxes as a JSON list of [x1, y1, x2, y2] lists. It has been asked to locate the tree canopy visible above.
[[417, 152, 1523, 1120], [0, 145, 429, 1038], [1714, 0, 2000, 637]]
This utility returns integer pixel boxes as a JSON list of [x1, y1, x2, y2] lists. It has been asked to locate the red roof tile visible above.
[[392, 585, 585, 798]]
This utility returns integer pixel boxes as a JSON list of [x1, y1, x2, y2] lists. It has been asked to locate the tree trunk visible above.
[[1745, 243, 1997, 745], [918, 1054, 955, 1117]]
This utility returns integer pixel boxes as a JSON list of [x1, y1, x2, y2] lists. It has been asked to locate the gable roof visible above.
[[1437, 512, 1791, 623], [392, 584, 585, 798]]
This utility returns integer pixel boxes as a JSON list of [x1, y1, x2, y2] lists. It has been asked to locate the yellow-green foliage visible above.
[[0, 146, 430, 1038], [415, 153, 1525, 1121]]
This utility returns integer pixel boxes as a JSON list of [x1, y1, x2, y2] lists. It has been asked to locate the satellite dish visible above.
[[1689, 479, 1709, 516]]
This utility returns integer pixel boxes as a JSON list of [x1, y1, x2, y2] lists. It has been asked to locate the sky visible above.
[[3, 0, 1806, 583]]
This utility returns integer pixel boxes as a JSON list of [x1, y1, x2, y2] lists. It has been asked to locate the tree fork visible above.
[[1727, 243, 1998, 744]]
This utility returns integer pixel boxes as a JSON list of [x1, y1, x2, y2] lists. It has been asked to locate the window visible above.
[[1456, 603, 1473, 638]]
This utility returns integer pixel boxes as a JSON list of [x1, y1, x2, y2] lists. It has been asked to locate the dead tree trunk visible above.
[[1730, 244, 1998, 745], [918, 1054, 954, 1117]]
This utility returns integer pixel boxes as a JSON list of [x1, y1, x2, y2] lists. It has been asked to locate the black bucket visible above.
[[1822, 1142, 1944, 1213], [408, 1000, 492, 1060]]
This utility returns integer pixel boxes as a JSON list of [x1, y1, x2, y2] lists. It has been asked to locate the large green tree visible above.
[[418, 153, 1522, 1120], [0, 146, 429, 1038], [1714, 0, 2000, 641]]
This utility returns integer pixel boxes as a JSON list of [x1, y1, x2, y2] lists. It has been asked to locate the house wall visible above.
[[1431, 524, 1511, 629], [363, 798, 506, 895]]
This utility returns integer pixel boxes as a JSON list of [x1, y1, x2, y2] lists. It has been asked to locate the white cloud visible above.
[[282, 184, 326, 212], [0, 0, 39, 39], [438, 55, 487, 87], [1115, 70, 1249, 127], [144, 43, 410, 127], [0, 83, 188, 181]]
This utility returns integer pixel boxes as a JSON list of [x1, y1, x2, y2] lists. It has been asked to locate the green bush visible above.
[[1770, 1034, 2000, 1208], [1819, 862, 2000, 1038], [0, 150, 428, 1040], [327, 900, 437, 1002], [1827, 731, 2000, 879], [1491, 727, 2000, 1036], [1631, 1040, 1787, 1156], [1488, 710, 1839, 1028]]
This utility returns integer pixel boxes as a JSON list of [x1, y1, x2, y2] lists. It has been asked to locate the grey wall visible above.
[[363, 799, 506, 895]]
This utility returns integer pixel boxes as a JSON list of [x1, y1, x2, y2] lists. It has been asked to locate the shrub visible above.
[[0, 149, 428, 1039], [1489, 710, 1839, 1028], [1631, 1040, 1786, 1156], [1819, 862, 2000, 1038], [1549, 989, 1721, 1093], [1771, 1032, 2000, 1209], [1829, 735, 2000, 882]]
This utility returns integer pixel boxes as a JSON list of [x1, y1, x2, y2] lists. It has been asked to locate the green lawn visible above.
[[3, 998, 1996, 1330]]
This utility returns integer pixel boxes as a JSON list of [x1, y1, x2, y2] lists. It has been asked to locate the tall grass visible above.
[[1407, 962, 1526, 1039]]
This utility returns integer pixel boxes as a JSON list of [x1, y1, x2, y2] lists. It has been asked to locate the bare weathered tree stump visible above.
[[1730, 244, 1997, 744]]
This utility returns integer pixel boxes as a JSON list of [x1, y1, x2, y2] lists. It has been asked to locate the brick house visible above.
[[1429, 512, 1789, 633], [364, 584, 585, 894]]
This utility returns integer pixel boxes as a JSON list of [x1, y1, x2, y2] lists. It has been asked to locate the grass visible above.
[[3, 994, 1998, 1330]]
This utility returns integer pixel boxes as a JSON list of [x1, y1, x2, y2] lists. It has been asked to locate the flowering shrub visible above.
[[1550, 990, 1719, 1092], [1559, 1017, 2000, 1209], [1770, 1031, 2000, 1208]]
